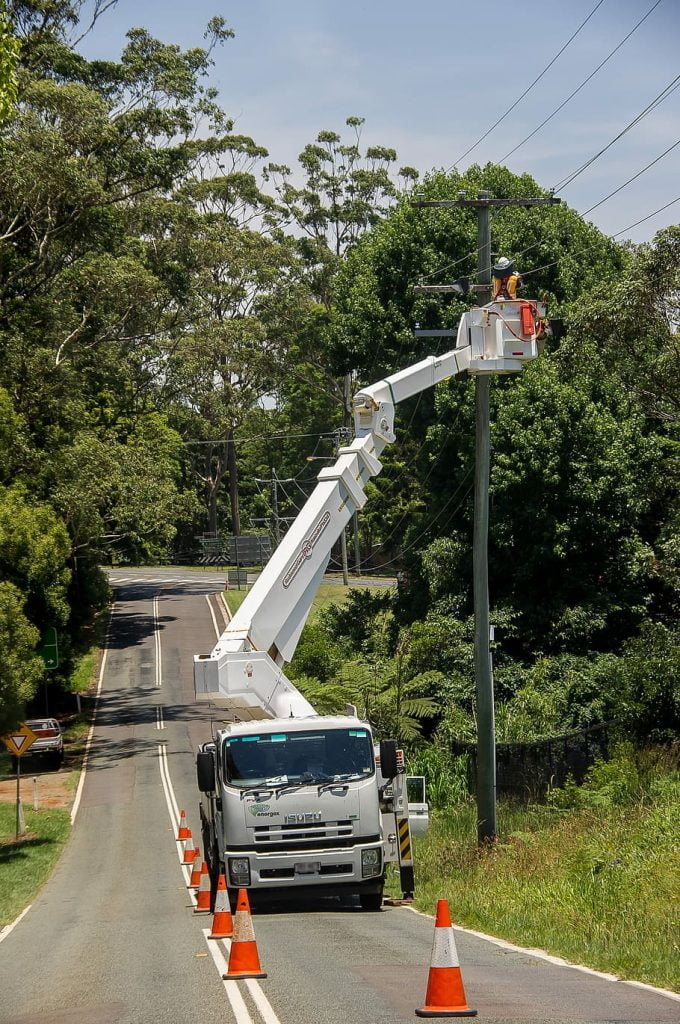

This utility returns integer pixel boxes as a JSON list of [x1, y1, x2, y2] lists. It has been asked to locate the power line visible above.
[[178, 429, 339, 446], [447, 0, 607, 171], [364, 468, 475, 572], [521, 193, 680, 280], [582, 138, 680, 216], [553, 71, 680, 192], [496, 0, 664, 165]]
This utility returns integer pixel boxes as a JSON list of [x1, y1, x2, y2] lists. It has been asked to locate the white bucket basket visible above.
[[457, 299, 544, 375]]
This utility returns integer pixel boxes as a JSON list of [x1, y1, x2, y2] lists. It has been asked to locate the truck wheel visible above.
[[360, 892, 383, 912]]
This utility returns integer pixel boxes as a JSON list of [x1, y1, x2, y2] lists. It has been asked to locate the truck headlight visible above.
[[361, 848, 381, 878], [228, 857, 251, 886]]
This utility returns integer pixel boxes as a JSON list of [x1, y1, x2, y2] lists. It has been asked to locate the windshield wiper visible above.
[[317, 780, 350, 795]]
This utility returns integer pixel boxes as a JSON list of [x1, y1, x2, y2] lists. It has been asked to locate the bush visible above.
[[408, 744, 471, 808]]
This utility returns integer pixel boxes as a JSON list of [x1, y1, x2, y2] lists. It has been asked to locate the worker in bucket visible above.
[[492, 256, 523, 300]]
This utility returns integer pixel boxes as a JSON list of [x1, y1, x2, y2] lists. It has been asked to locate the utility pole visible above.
[[271, 468, 281, 546], [413, 190, 560, 844]]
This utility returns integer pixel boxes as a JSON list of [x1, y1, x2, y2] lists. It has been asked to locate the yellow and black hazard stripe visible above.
[[397, 816, 415, 898], [398, 817, 413, 866]]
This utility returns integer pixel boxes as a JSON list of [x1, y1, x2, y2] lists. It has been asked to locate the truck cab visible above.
[[198, 716, 386, 909]]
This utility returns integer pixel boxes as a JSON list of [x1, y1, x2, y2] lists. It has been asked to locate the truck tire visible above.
[[360, 892, 383, 912]]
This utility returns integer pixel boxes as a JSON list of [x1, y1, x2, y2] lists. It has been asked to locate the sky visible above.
[[79, 0, 680, 243]]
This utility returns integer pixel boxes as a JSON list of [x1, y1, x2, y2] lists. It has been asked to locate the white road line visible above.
[[70, 608, 113, 824], [244, 977, 283, 1024], [0, 903, 33, 945], [218, 591, 231, 627], [156, 706, 165, 731], [159, 742, 180, 824], [205, 593, 221, 640], [203, 932, 253, 1024], [152, 595, 283, 1024], [153, 595, 162, 687], [156, 745, 195, 898], [405, 905, 680, 1003]]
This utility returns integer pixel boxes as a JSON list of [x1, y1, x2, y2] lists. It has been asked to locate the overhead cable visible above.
[[553, 71, 680, 192], [447, 0, 607, 171], [520, 193, 680, 279], [581, 138, 680, 215], [496, 0, 664, 165]]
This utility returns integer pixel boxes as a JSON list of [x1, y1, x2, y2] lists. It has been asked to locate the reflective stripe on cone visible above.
[[415, 899, 476, 1018], [222, 888, 266, 980], [182, 831, 198, 864], [194, 862, 212, 914], [208, 872, 233, 939], [177, 809, 190, 841], [188, 848, 202, 889]]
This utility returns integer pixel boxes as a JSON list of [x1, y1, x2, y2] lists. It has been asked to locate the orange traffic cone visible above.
[[222, 889, 266, 979], [208, 872, 233, 938], [194, 862, 212, 914], [182, 831, 198, 864], [177, 809, 191, 841], [188, 848, 203, 888], [415, 899, 476, 1018]]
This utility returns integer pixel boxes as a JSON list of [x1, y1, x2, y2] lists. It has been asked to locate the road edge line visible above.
[[205, 593, 220, 640], [402, 904, 680, 1002], [0, 903, 32, 945], [70, 606, 113, 824]]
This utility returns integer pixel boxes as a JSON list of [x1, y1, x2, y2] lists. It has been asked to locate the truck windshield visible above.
[[223, 728, 374, 789]]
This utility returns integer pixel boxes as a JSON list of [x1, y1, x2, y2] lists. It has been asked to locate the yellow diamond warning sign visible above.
[[2, 723, 38, 758]]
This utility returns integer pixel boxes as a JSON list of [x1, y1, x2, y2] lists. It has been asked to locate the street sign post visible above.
[[38, 626, 59, 670], [2, 724, 38, 839], [38, 626, 59, 716]]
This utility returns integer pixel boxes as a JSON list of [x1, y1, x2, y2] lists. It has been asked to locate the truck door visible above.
[[407, 775, 429, 836]]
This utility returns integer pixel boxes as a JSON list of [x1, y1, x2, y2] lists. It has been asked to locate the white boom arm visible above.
[[194, 298, 541, 718]]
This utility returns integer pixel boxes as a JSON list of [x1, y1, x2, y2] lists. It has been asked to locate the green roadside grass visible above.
[[224, 582, 353, 621], [0, 618, 106, 926], [389, 789, 679, 992], [0, 804, 71, 925]]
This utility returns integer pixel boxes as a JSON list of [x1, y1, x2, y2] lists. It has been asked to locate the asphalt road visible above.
[[0, 571, 677, 1024]]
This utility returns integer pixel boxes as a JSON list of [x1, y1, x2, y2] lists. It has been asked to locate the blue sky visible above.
[[81, 0, 680, 242]]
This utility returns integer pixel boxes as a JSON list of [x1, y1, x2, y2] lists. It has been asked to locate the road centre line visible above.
[[156, 706, 165, 730], [151, 586, 282, 1023], [157, 745, 281, 1024], [153, 595, 162, 687], [203, 931, 254, 1024], [203, 929, 283, 1024]]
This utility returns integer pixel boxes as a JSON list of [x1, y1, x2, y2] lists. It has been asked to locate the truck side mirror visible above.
[[196, 750, 215, 793], [379, 739, 398, 780]]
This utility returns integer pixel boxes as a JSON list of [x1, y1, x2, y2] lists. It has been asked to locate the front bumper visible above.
[[228, 841, 383, 890]]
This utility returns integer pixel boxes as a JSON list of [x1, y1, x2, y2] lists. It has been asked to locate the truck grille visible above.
[[260, 864, 353, 879], [253, 819, 356, 853]]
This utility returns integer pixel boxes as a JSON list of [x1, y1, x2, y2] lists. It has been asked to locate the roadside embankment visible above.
[[397, 749, 679, 992]]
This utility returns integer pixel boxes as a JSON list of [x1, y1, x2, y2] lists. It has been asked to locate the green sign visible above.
[[38, 626, 59, 670]]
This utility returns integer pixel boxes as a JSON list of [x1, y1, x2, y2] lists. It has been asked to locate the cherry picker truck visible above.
[[194, 293, 545, 908]]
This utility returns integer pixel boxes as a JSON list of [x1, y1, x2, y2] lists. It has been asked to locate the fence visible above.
[[193, 533, 273, 566], [451, 720, 624, 802]]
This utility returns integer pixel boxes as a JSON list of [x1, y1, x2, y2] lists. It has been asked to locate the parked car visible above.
[[19, 718, 65, 770]]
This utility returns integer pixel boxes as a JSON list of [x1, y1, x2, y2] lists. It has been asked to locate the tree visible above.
[[0, 4, 19, 122], [0, 581, 43, 734]]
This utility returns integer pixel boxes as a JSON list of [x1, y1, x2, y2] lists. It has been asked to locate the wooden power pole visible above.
[[413, 190, 560, 844]]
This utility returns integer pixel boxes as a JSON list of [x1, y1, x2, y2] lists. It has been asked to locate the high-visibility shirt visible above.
[[492, 272, 522, 299]]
